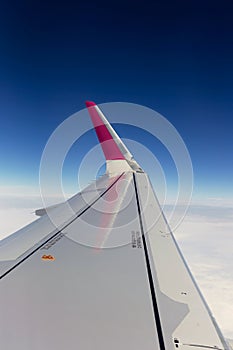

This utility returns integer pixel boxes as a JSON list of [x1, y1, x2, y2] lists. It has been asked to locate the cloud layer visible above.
[[165, 202, 233, 339]]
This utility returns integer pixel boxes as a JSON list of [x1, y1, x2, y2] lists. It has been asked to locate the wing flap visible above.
[[133, 172, 228, 350]]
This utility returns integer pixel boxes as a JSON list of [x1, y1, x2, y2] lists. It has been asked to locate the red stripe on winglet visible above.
[[85, 101, 96, 108], [85, 101, 125, 160]]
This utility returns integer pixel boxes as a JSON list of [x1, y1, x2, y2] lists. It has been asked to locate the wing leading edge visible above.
[[0, 101, 229, 350]]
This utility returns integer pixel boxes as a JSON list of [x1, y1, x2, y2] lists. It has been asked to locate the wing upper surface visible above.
[[0, 172, 162, 350], [0, 174, 123, 276], [0, 171, 229, 350], [0, 101, 229, 350]]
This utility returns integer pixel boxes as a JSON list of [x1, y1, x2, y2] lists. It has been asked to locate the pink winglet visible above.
[[85, 101, 125, 160], [85, 101, 96, 108]]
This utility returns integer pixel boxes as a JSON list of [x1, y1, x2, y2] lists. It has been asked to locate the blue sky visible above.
[[1, 0, 233, 199]]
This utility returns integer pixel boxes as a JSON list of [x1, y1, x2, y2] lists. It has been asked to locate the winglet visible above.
[[85, 101, 96, 108], [85, 101, 143, 174], [85, 101, 125, 161]]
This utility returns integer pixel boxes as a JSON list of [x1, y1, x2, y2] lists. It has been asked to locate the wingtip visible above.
[[85, 101, 96, 108]]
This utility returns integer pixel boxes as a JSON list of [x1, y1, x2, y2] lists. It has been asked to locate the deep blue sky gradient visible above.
[[1, 0, 233, 198]]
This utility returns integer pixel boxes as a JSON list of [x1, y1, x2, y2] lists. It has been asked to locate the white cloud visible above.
[[0, 208, 37, 240], [165, 203, 233, 339], [0, 186, 68, 240], [0, 188, 41, 240]]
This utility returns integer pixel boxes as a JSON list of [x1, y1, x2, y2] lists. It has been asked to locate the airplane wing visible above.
[[0, 102, 229, 350]]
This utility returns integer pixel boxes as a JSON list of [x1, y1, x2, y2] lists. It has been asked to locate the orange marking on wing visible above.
[[41, 254, 55, 261]]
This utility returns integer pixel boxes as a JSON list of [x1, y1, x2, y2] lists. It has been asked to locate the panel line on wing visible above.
[[133, 173, 166, 350], [0, 173, 125, 280]]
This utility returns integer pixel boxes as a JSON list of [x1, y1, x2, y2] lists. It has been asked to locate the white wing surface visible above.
[[0, 101, 229, 350]]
